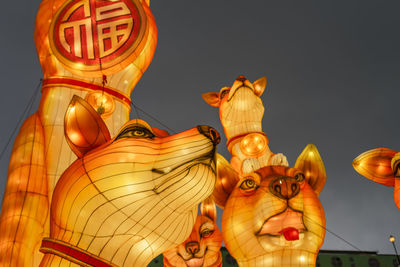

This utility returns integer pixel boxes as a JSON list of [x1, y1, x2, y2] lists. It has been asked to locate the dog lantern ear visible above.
[[200, 197, 217, 222], [294, 144, 326, 196], [352, 148, 398, 187], [212, 154, 240, 208], [252, 76, 267, 96], [202, 92, 221, 107], [64, 95, 111, 158]]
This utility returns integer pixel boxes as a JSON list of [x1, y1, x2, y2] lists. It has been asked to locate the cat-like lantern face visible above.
[[213, 145, 326, 266], [163, 198, 223, 267]]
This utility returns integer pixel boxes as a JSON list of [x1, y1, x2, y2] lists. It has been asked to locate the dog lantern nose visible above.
[[270, 177, 300, 200], [235, 75, 247, 82], [185, 241, 200, 255]]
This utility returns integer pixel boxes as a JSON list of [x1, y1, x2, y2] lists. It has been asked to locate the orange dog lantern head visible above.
[[353, 148, 400, 211], [163, 198, 223, 267], [202, 76, 288, 175], [214, 145, 326, 267], [39, 96, 219, 266]]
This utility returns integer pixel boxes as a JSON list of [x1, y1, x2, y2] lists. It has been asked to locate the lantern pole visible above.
[[390, 235, 400, 267]]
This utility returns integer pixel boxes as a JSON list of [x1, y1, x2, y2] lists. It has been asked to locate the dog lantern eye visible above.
[[200, 228, 214, 238], [200, 222, 215, 238], [116, 126, 155, 140], [239, 177, 258, 194]]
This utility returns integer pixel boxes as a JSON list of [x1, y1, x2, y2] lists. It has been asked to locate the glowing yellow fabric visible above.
[[0, 0, 157, 265], [39, 96, 218, 266]]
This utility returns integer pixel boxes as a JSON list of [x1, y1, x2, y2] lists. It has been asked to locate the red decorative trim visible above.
[[40, 238, 116, 267], [226, 132, 268, 152], [42, 77, 131, 106]]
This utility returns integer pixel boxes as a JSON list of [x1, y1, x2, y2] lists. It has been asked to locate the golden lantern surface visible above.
[[38, 96, 219, 266], [86, 92, 116, 119], [0, 0, 158, 265], [240, 132, 269, 158], [214, 145, 327, 267], [202, 76, 288, 175]]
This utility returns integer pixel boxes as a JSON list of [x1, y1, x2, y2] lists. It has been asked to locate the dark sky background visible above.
[[0, 0, 399, 255]]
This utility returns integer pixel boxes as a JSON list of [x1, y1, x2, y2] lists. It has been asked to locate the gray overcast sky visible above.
[[0, 0, 399, 255]]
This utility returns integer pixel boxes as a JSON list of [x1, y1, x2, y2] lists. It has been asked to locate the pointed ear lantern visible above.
[[252, 76, 267, 96], [200, 197, 217, 222], [353, 148, 400, 211], [352, 148, 397, 186], [294, 144, 327, 196], [202, 92, 221, 107], [212, 154, 240, 208], [64, 95, 111, 158]]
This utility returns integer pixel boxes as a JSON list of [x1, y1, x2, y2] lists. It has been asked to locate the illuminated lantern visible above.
[[38, 96, 219, 266], [214, 145, 327, 267], [202, 76, 288, 175], [163, 197, 223, 267], [85, 92, 115, 119], [0, 0, 157, 265], [353, 148, 400, 211]]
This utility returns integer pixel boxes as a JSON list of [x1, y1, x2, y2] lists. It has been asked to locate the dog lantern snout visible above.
[[235, 75, 247, 82], [270, 177, 300, 200], [185, 241, 200, 255]]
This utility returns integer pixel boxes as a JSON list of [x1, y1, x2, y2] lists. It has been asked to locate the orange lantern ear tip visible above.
[[202, 92, 221, 107], [302, 144, 318, 156], [69, 95, 81, 106], [252, 76, 267, 96]]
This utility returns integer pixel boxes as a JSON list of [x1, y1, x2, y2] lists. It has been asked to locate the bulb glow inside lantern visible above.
[[240, 133, 268, 158], [86, 92, 115, 118]]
